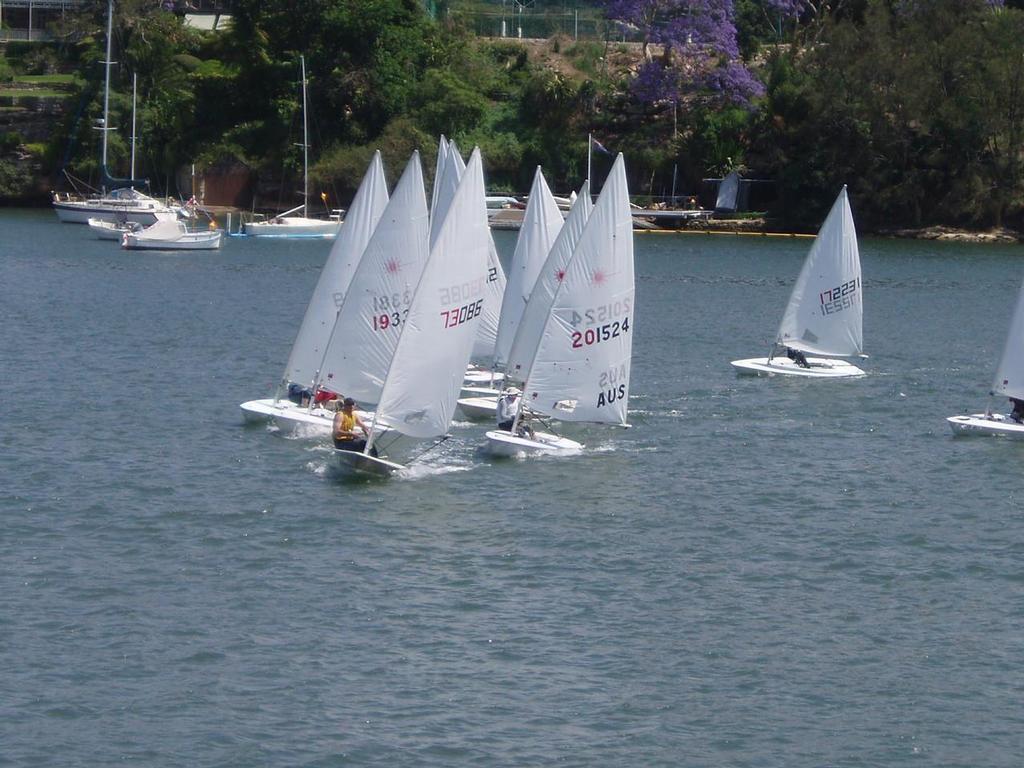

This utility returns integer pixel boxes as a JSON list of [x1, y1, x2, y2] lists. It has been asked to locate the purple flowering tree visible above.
[[603, 0, 765, 107]]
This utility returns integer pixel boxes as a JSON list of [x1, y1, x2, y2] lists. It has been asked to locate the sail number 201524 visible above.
[[819, 278, 859, 315], [569, 298, 632, 349]]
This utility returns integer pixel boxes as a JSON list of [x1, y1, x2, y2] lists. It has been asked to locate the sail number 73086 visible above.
[[441, 298, 484, 329]]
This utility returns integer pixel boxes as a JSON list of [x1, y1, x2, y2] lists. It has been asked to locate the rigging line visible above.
[[373, 431, 406, 455], [406, 435, 452, 465]]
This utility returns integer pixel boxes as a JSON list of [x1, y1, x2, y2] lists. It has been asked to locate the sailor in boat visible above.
[[313, 387, 341, 410], [287, 382, 313, 406], [785, 347, 810, 368], [333, 397, 376, 455], [496, 387, 521, 431], [1010, 397, 1024, 423]]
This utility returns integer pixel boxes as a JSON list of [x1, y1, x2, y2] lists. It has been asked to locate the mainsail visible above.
[[524, 154, 634, 425], [316, 152, 429, 404], [992, 277, 1024, 401], [371, 148, 493, 439], [776, 186, 863, 358], [282, 151, 388, 390], [505, 181, 593, 382], [492, 166, 564, 371]]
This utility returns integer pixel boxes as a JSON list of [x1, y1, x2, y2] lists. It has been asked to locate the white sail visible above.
[[372, 148, 493, 439], [715, 170, 740, 212], [505, 181, 593, 382], [282, 151, 388, 389], [438, 140, 507, 361], [430, 135, 448, 219], [492, 166, 564, 371], [776, 186, 863, 357], [430, 139, 461, 248], [524, 154, 634, 425], [315, 152, 429, 403], [992, 277, 1024, 400]]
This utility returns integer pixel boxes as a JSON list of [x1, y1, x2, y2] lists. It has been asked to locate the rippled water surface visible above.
[[3, 209, 1023, 766]]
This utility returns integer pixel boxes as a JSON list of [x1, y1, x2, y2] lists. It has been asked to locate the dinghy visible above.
[[337, 148, 493, 477], [484, 153, 634, 458], [731, 186, 867, 378], [121, 219, 223, 251], [239, 152, 388, 433], [948, 274, 1024, 438]]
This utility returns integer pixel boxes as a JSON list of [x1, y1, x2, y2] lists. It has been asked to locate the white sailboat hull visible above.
[[88, 217, 142, 240], [334, 449, 405, 477], [731, 356, 866, 378], [947, 413, 1024, 438], [239, 398, 377, 436], [483, 429, 582, 457], [457, 395, 499, 420], [463, 366, 504, 387], [244, 217, 340, 238], [460, 384, 501, 399], [122, 228, 222, 250]]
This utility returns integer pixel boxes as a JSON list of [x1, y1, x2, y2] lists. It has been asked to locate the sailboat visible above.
[[239, 151, 389, 432], [52, 0, 178, 225], [731, 186, 867, 378], [484, 153, 633, 457], [457, 166, 566, 419], [336, 148, 493, 477], [245, 57, 341, 239], [947, 276, 1024, 437]]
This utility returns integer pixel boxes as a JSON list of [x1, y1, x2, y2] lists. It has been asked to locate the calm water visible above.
[[3, 208, 1023, 766]]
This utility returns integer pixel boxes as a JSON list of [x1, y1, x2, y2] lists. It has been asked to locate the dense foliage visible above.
[[6, 0, 1024, 229]]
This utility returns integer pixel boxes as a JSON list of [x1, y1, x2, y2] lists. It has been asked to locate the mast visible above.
[[101, 0, 114, 191], [130, 72, 137, 180], [300, 55, 309, 219]]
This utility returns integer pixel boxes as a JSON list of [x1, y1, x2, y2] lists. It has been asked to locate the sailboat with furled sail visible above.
[[52, 0, 179, 225], [948, 275, 1024, 437], [245, 56, 341, 238]]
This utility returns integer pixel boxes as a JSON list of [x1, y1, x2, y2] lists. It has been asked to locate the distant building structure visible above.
[[0, 0, 233, 40]]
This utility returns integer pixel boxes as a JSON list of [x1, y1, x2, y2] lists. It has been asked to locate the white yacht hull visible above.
[[483, 429, 583, 457], [731, 356, 866, 378], [54, 200, 166, 226], [244, 217, 340, 238], [457, 395, 499, 420], [947, 413, 1024, 438]]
